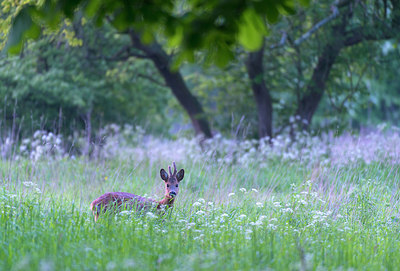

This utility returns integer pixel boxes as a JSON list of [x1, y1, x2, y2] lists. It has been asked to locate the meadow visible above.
[[1, 126, 400, 270]]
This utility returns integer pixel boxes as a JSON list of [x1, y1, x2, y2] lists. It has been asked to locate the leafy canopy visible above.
[[4, 0, 309, 66]]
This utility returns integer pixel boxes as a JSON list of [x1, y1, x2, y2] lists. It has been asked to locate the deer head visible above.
[[160, 162, 184, 199]]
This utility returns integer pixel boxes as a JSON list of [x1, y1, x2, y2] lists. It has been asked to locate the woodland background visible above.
[[1, 2, 400, 270], [0, 0, 399, 152]]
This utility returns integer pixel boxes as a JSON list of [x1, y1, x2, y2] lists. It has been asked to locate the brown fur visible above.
[[90, 162, 184, 222]]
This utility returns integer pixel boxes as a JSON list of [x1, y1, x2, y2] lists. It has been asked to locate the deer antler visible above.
[[168, 166, 172, 176], [173, 161, 177, 175]]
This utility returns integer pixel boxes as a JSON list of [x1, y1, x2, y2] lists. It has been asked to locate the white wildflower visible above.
[[245, 229, 253, 240], [23, 181, 36, 188], [146, 212, 157, 219], [119, 211, 131, 216], [299, 199, 307, 205], [258, 215, 268, 221], [251, 188, 259, 193], [239, 188, 247, 193], [281, 208, 294, 213], [256, 202, 263, 208], [250, 220, 263, 227], [22, 138, 30, 145], [186, 222, 196, 229], [268, 224, 277, 230], [196, 210, 205, 216], [228, 193, 235, 197], [273, 202, 281, 208]]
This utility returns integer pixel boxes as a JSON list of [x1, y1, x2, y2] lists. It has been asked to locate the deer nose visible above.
[[169, 191, 177, 198]]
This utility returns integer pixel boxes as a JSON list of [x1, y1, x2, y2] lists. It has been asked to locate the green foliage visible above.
[[313, 42, 400, 130], [184, 63, 258, 137], [1, 0, 399, 139], [3, 0, 308, 66], [5, 6, 41, 54], [0, 21, 172, 136], [353, 45, 400, 126], [194, 0, 400, 135], [238, 8, 268, 51]]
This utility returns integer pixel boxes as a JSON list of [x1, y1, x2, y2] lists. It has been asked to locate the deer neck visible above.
[[158, 196, 175, 208]]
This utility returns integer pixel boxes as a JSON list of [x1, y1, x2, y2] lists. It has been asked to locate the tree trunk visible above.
[[245, 44, 273, 140], [129, 32, 212, 138], [150, 53, 212, 138], [296, 42, 342, 128], [83, 108, 92, 157]]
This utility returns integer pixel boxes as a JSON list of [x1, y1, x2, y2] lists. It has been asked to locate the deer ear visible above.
[[176, 169, 184, 182], [160, 169, 168, 181]]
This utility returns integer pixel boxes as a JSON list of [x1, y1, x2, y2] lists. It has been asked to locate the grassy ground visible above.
[[0, 158, 400, 270]]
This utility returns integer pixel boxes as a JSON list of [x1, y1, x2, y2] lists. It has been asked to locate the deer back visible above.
[[90, 192, 157, 220]]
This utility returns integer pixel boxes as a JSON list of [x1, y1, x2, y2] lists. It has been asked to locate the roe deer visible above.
[[90, 162, 184, 222]]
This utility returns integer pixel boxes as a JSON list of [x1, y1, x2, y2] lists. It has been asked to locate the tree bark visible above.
[[83, 108, 92, 157], [245, 43, 273, 140], [296, 42, 343, 127], [129, 32, 212, 138], [149, 51, 212, 138], [294, 6, 351, 129]]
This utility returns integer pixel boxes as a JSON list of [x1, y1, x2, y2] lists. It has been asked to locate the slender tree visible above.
[[246, 42, 273, 139], [128, 31, 212, 137], [296, 0, 400, 128]]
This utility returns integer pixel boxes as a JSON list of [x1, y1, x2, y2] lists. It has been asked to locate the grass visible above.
[[0, 157, 400, 270]]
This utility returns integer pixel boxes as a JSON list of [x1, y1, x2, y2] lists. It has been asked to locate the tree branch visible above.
[[269, 31, 287, 49], [343, 27, 392, 46], [85, 45, 148, 62], [294, 5, 340, 46], [269, 0, 354, 50], [137, 73, 166, 87], [109, 45, 147, 59], [343, 0, 400, 47]]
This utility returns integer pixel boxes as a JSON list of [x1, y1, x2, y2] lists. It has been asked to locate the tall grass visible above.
[[1, 128, 400, 270]]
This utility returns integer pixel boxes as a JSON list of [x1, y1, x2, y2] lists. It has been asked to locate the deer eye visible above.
[[176, 184, 178, 187], [167, 184, 170, 188]]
